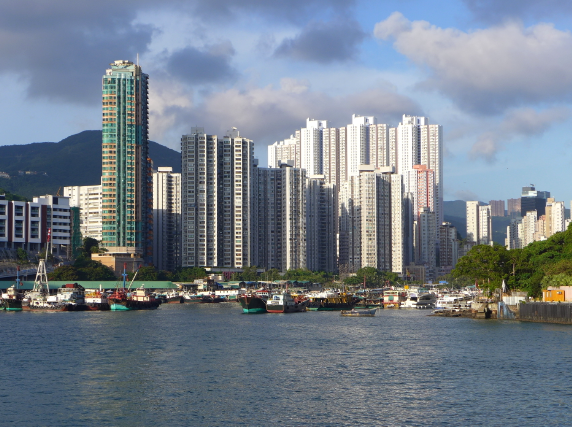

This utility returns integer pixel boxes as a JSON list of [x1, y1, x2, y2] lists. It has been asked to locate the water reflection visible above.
[[1, 305, 572, 426]]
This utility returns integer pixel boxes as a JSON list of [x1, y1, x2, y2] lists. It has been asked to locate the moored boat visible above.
[[306, 291, 359, 311], [238, 293, 268, 313], [108, 287, 160, 311], [265, 292, 308, 313], [182, 292, 202, 303], [200, 294, 227, 303], [1, 267, 24, 311], [85, 291, 110, 311], [22, 233, 70, 312], [108, 264, 160, 311], [341, 308, 377, 317], [57, 283, 89, 311]]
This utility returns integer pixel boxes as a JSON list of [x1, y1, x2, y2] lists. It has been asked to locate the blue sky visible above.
[[1, 0, 571, 205]]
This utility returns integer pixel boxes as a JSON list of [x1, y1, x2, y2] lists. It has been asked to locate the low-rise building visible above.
[[0, 194, 70, 257]]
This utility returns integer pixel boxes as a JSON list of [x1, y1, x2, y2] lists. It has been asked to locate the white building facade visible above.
[[153, 167, 181, 271], [64, 184, 103, 241]]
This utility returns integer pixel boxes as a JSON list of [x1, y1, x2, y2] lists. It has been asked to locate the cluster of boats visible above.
[[0, 282, 164, 312], [236, 288, 478, 314], [238, 290, 361, 314]]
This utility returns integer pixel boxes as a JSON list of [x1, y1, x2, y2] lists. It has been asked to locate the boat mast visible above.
[[33, 227, 51, 294], [127, 265, 141, 291], [122, 262, 128, 289], [16, 266, 20, 289]]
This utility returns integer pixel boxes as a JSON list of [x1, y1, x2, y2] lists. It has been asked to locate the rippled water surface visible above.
[[2, 304, 572, 426]]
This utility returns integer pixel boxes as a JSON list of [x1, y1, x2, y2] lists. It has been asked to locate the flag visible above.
[[502, 280, 507, 293]]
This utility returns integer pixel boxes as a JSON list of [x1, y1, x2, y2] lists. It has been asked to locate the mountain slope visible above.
[[0, 131, 181, 199]]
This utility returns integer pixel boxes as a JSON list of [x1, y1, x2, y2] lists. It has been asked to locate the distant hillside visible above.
[[0, 131, 181, 199], [444, 200, 508, 245]]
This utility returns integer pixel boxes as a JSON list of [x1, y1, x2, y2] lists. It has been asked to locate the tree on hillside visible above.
[[127, 266, 171, 281], [343, 267, 398, 288], [48, 265, 81, 281], [452, 244, 510, 293], [262, 268, 281, 282], [232, 266, 259, 282], [0, 188, 27, 202], [174, 267, 207, 282], [282, 268, 331, 284], [16, 248, 29, 264]]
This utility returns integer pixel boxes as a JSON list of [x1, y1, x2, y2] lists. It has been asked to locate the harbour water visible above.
[[2, 304, 572, 426]]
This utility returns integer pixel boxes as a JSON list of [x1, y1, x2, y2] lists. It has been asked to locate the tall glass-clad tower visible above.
[[101, 60, 152, 259]]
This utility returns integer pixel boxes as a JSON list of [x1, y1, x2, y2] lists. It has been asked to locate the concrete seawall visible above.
[[519, 302, 572, 324]]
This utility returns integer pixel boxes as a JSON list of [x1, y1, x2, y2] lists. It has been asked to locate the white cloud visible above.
[[374, 13, 572, 114], [147, 80, 421, 154], [469, 107, 570, 161]]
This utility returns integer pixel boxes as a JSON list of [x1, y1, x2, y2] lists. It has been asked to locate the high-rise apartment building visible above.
[[181, 127, 254, 268], [153, 167, 181, 271], [439, 222, 458, 271], [466, 202, 492, 245], [545, 198, 565, 238], [64, 184, 103, 241], [521, 186, 549, 217], [101, 60, 152, 259], [268, 135, 297, 168], [300, 119, 328, 176], [306, 175, 336, 273], [338, 166, 395, 272], [254, 162, 308, 271], [265, 113, 442, 276], [521, 210, 538, 247], [507, 198, 521, 217], [478, 205, 492, 245], [489, 200, 505, 217]]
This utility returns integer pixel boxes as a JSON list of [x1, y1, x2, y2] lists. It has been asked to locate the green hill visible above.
[[0, 131, 181, 199]]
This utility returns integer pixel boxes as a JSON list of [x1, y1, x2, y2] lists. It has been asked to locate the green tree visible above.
[[264, 268, 281, 282], [81, 237, 100, 257], [78, 260, 117, 281], [452, 244, 510, 293], [232, 266, 259, 282], [174, 267, 207, 282], [127, 266, 169, 281], [16, 248, 29, 264], [49, 265, 81, 281]]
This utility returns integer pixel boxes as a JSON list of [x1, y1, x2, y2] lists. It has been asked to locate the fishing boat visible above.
[[341, 308, 377, 317], [265, 292, 308, 313], [165, 291, 184, 304], [22, 229, 78, 311], [306, 291, 359, 311], [182, 292, 202, 303], [85, 290, 110, 311], [1, 267, 24, 311], [200, 294, 227, 303], [108, 264, 160, 311], [57, 283, 89, 311], [237, 292, 268, 313]]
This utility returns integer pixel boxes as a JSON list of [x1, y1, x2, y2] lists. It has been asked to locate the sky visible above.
[[1, 0, 572, 205]]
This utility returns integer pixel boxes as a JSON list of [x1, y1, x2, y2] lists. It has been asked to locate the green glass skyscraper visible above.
[[101, 60, 152, 260]]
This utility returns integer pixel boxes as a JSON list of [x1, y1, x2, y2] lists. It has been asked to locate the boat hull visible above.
[[266, 302, 308, 313], [238, 295, 267, 314], [341, 309, 376, 317], [307, 298, 359, 311], [86, 303, 111, 311], [109, 300, 160, 311], [2, 299, 23, 311]]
